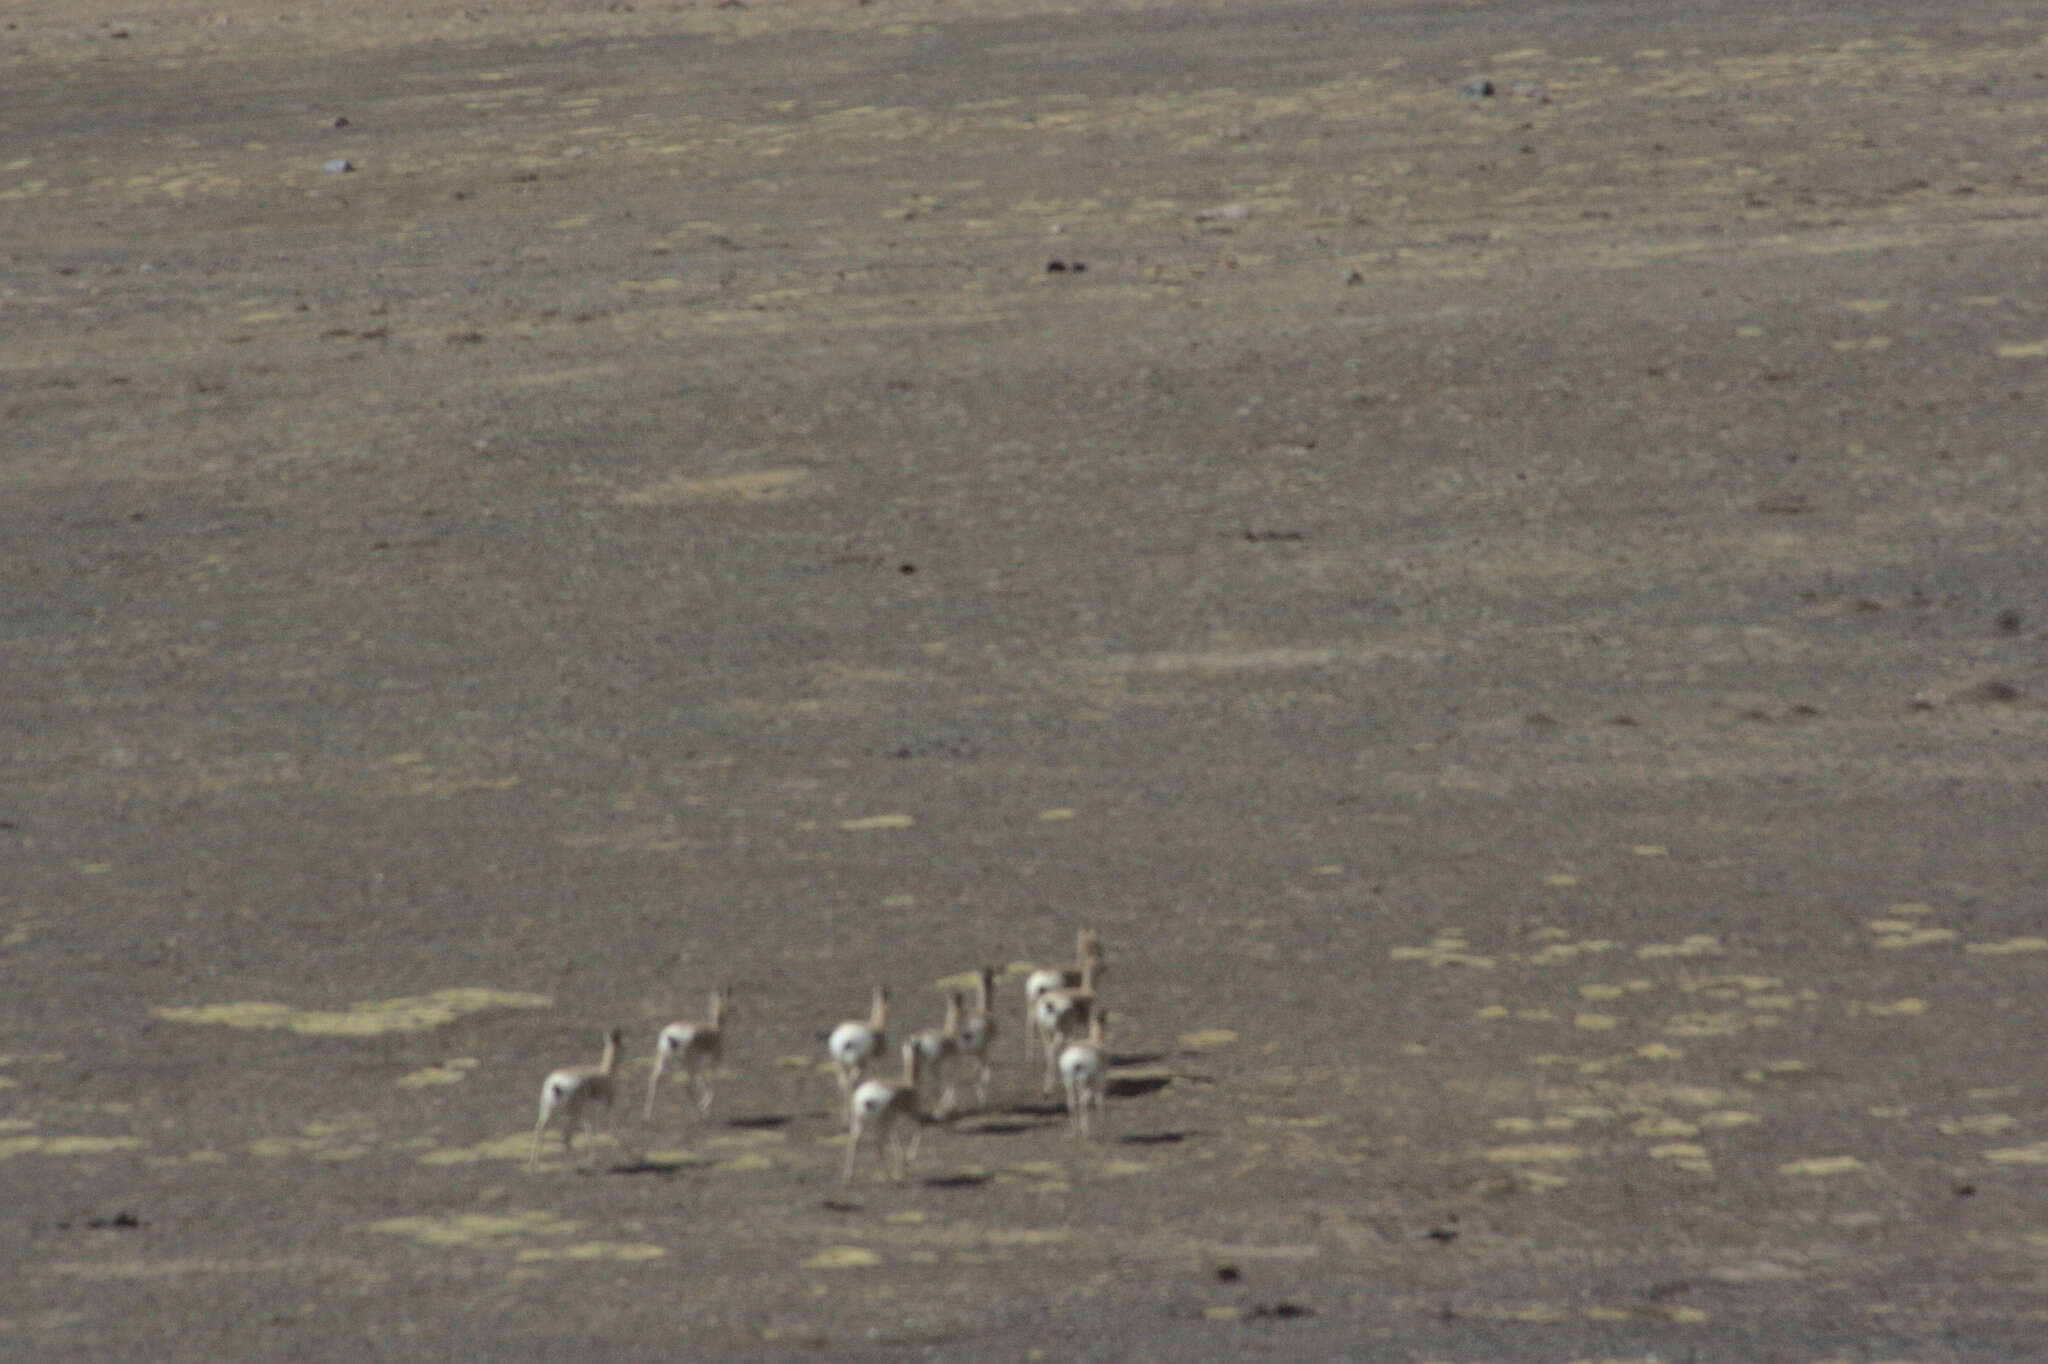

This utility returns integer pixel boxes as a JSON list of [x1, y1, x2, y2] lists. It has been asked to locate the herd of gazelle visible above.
[[529, 929, 1112, 1179]]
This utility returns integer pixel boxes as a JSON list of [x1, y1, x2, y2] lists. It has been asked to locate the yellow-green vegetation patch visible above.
[[417, 1134, 539, 1165], [1984, 1142, 2048, 1165], [615, 468, 806, 506], [1631, 1116, 1699, 1139], [147, 1150, 229, 1167], [153, 989, 551, 1036], [1871, 927, 1959, 949], [1650, 1143, 1713, 1173], [712, 1151, 775, 1172], [1178, 1029, 1239, 1050], [515, 1242, 666, 1263], [366, 1212, 582, 1246], [804, 1246, 881, 1269], [839, 813, 915, 831], [0, 1135, 144, 1159], [1780, 1155, 1866, 1176], [1967, 937, 2048, 955], [250, 1132, 376, 1161], [1637, 934, 1721, 959], [399, 1058, 480, 1088], [1388, 935, 1496, 969], [1852, 998, 1928, 1017], [1683, 974, 1781, 995]]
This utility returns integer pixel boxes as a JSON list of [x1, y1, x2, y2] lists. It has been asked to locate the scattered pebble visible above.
[[1045, 260, 1086, 274], [330, 115, 351, 129], [1461, 79, 1495, 98], [324, 158, 354, 174], [1195, 203, 1251, 222]]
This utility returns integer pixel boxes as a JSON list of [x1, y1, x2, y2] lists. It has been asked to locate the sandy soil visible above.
[[4, 0, 2047, 1357]]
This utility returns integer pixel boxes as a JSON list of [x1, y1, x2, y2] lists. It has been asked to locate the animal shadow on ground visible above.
[[920, 1169, 996, 1189], [609, 1155, 707, 1177], [1106, 1074, 1172, 1099]]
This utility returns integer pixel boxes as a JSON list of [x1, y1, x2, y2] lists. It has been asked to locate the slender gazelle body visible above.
[[1034, 949, 1102, 1094], [954, 966, 998, 1108], [645, 986, 730, 1121], [843, 1044, 925, 1181], [1057, 1011, 1109, 1138], [529, 1028, 623, 1172], [828, 985, 890, 1112], [905, 990, 964, 1118], [1024, 928, 1103, 1068]]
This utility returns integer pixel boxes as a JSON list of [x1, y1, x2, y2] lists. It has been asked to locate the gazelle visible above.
[[843, 1044, 925, 1181], [828, 985, 889, 1112], [904, 990, 964, 1118], [529, 1028, 623, 1172], [1057, 1011, 1108, 1138], [1024, 928, 1103, 1068], [1033, 948, 1102, 1094], [645, 986, 730, 1121], [955, 965, 998, 1108]]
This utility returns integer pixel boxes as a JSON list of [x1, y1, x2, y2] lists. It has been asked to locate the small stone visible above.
[[324, 158, 354, 174], [330, 115, 351, 129], [1461, 79, 1495, 98]]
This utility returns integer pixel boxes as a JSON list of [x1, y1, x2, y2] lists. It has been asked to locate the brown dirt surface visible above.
[[4, 0, 2047, 1357]]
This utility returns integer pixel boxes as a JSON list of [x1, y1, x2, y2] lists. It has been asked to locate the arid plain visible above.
[[4, 0, 2047, 1357]]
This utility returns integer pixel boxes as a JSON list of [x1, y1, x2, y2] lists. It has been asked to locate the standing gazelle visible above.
[[529, 1027, 623, 1172], [828, 985, 890, 1113], [905, 990, 965, 1118], [1024, 929, 1103, 1069], [1033, 946, 1102, 1094], [955, 965, 998, 1109], [645, 986, 731, 1121], [1057, 1011, 1108, 1138], [843, 1044, 925, 1181]]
